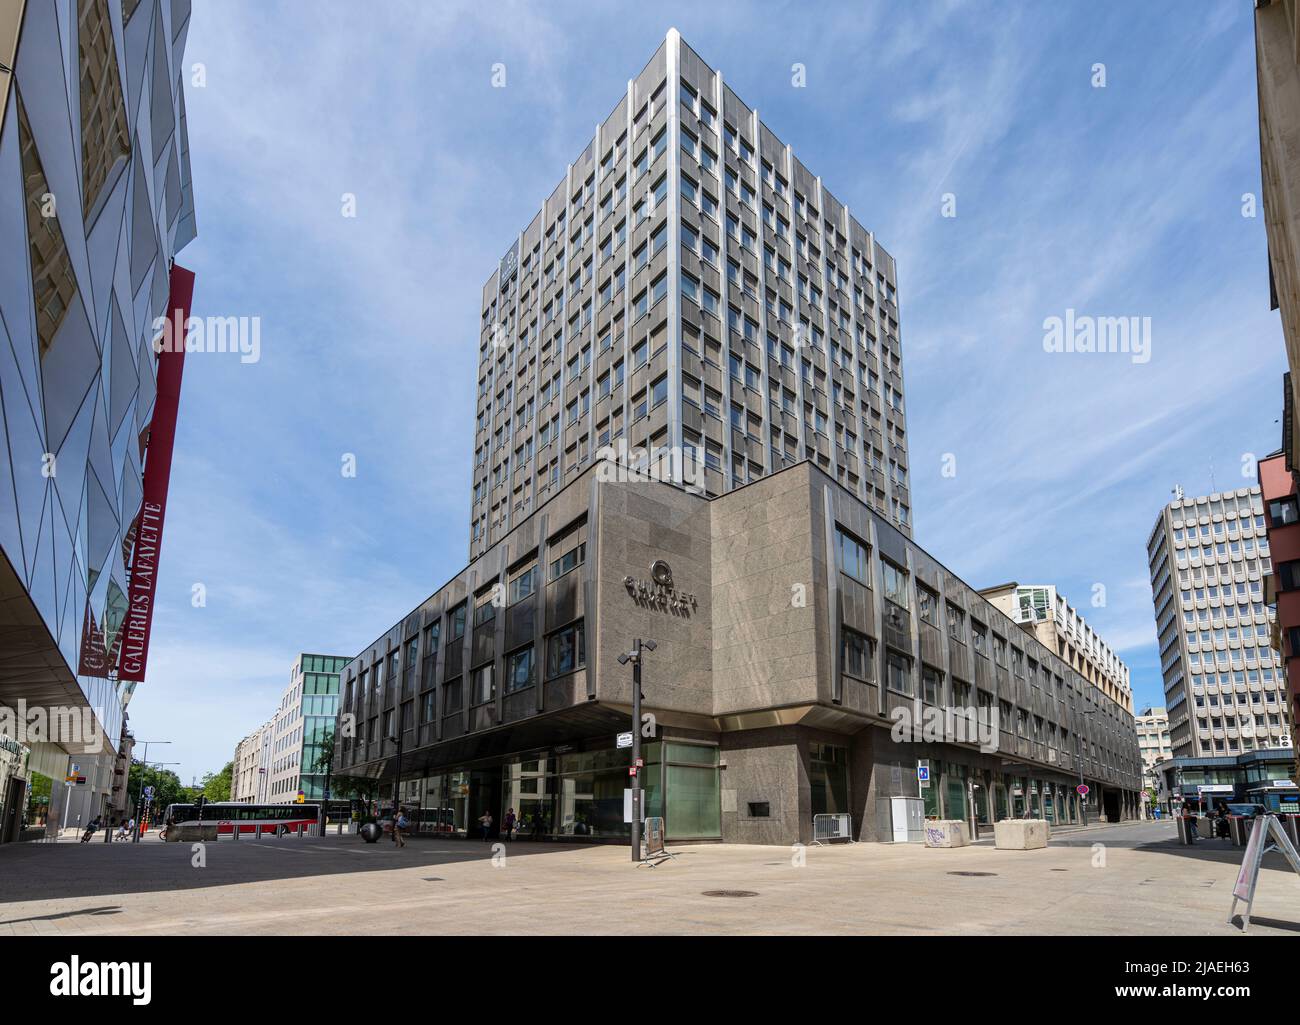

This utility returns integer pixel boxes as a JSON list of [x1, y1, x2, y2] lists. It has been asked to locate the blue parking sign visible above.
[[917, 765, 930, 782]]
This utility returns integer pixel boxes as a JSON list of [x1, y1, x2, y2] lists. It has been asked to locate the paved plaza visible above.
[[1, 820, 1298, 936]]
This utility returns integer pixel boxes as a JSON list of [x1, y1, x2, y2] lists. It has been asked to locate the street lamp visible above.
[[1075, 708, 1098, 827], [386, 727, 405, 827], [132, 760, 179, 843], [130, 740, 170, 832], [616, 638, 655, 863]]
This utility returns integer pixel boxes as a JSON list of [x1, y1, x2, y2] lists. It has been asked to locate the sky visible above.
[[126, 0, 1285, 785]]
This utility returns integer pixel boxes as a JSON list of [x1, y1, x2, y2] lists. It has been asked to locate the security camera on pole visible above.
[[616, 638, 655, 864]]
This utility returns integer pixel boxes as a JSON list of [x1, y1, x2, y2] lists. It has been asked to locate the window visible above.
[[836, 526, 870, 585], [651, 375, 668, 408], [917, 586, 938, 625], [1277, 559, 1300, 592], [881, 560, 908, 609], [1269, 496, 1299, 526], [841, 627, 873, 679], [886, 651, 913, 696], [922, 666, 943, 705], [449, 603, 467, 640], [473, 664, 495, 704], [550, 542, 586, 579], [547, 621, 586, 676], [474, 593, 496, 626], [509, 566, 537, 604], [946, 606, 965, 643], [506, 647, 535, 692]]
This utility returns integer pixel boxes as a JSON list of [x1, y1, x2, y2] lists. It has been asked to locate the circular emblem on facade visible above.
[[649, 560, 673, 587]]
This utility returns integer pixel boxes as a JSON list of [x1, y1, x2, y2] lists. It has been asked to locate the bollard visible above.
[[232, 823, 240, 841], [296, 823, 303, 838], [255, 824, 262, 839]]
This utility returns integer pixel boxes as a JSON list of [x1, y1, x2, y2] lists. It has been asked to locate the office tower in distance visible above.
[[1146, 486, 1293, 758]]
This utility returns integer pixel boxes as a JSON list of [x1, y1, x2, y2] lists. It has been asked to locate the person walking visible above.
[[478, 810, 493, 841], [503, 807, 516, 843], [392, 807, 408, 848]]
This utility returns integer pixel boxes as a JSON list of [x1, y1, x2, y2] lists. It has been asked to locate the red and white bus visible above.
[[161, 802, 321, 839]]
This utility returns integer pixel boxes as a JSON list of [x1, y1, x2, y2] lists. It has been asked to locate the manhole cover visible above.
[[702, 890, 759, 898], [946, 871, 997, 877]]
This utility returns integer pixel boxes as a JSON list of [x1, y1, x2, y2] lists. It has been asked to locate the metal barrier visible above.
[[637, 816, 677, 868], [812, 813, 855, 845]]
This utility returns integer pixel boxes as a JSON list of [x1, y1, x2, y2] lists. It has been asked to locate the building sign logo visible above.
[[624, 561, 697, 614]]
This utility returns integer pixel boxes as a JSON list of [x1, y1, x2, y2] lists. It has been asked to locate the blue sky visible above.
[[129, 0, 1284, 784]]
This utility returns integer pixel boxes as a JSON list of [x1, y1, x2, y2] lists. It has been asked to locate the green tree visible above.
[[127, 763, 187, 816], [200, 761, 233, 802]]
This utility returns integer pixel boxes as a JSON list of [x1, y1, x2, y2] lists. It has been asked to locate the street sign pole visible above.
[[631, 639, 643, 864]]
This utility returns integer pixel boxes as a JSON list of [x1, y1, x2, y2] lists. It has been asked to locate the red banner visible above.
[[117, 264, 194, 684]]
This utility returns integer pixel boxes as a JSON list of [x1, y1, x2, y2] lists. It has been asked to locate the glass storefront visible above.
[[400, 738, 721, 841]]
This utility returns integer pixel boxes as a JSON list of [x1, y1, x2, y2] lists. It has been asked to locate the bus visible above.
[[161, 802, 321, 840]]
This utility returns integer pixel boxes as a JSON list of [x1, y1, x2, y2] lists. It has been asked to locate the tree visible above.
[[200, 761, 233, 802], [127, 763, 187, 816]]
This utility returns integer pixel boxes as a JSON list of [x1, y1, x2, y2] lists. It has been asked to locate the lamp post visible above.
[[1075, 708, 1097, 827], [387, 728, 405, 826], [130, 740, 170, 838], [616, 639, 655, 863], [132, 759, 179, 843]]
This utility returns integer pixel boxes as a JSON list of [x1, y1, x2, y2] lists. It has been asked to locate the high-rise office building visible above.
[[979, 582, 1133, 713], [470, 28, 909, 561], [333, 32, 1142, 845], [0, 0, 196, 840], [1146, 486, 1294, 758]]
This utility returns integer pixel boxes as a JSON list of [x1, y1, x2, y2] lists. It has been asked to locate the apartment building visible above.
[[264, 655, 348, 803], [469, 28, 910, 562], [1146, 486, 1294, 759], [230, 723, 268, 805], [1135, 706, 1172, 791], [979, 583, 1133, 713], [0, 0, 197, 838]]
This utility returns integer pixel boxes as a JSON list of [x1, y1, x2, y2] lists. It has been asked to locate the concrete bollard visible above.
[[296, 823, 304, 838], [994, 818, 1049, 850], [255, 824, 262, 839], [924, 820, 970, 848]]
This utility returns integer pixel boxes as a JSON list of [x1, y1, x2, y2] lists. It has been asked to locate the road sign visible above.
[[296, 791, 305, 804], [1076, 784, 1089, 796], [917, 765, 930, 782], [143, 786, 154, 799], [628, 766, 638, 777], [616, 732, 633, 749]]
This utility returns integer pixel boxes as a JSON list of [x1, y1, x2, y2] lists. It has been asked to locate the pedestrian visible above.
[[478, 810, 493, 841], [503, 807, 516, 843], [1184, 807, 1199, 841], [393, 807, 408, 848]]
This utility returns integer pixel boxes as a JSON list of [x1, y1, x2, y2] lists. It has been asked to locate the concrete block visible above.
[[994, 818, 1049, 850], [923, 819, 969, 848]]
